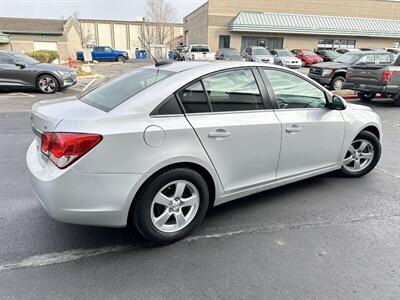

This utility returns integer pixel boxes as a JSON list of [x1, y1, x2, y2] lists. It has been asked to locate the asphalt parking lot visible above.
[[0, 62, 399, 299]]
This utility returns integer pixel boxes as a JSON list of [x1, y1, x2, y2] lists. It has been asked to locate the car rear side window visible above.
[[202, 69, 264, 112], [264, 69, 326, 109], [178, 81, 211, 113], [80, 68, 173, 112]]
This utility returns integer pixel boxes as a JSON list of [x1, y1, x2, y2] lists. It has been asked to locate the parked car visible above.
[[27, 61, 382, 244], [242, 46, 274, 64], [0, 51, 76, 94], [76, 46, 129, 62], [215, 48, 243, 61], [183, 44, 215, 61], [335, 48, 361, 55], [344, 55, 400, 106], [308, 51, 394, 90], [291, 49, 323, 67], [173, 45, 186, 61], [385, 48, 400, 60], [269, 49, 302, 68], [314, 50, 341, 62]]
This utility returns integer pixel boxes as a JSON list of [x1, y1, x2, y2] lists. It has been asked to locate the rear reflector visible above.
[[383, 71, 393, 82], [41, 132, 102, 169]]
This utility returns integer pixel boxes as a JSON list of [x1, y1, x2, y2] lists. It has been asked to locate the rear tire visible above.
[[132, 168, 209, 244], [394, 94, 400, 107], [357, 92, 376, 102], [337, 131, 381, 178]]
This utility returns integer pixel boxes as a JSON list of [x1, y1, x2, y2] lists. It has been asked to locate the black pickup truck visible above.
[[308, 51, 394, 91], [344, 55, 400, 106]]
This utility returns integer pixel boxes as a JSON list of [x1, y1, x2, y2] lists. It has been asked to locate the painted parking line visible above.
[[82, 79, 96, 92], [0, 92, 36, 99], [0, 213, 398, 272]]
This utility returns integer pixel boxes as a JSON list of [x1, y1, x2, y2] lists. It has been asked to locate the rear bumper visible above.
[[26, 141, 142, 227], [343, 83, 400, 94]]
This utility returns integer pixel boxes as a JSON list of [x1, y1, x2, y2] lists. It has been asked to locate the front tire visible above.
[[37, 74, 59, 94], [330, 76, 346, 90], [338, 131, 381, 177], [117, 56, 126, 63], [357, 92, 376, 102], [132, 168, 209, 244]]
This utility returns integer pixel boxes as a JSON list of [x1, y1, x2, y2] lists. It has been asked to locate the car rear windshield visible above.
[[334, 52, 361, 64], [80, 68, 173, 112], [303, 51, 317, 56]]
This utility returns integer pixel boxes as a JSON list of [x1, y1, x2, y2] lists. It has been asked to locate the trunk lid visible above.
[[30, 97, 106, 164]]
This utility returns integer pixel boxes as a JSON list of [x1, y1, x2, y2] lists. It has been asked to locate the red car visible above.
[[291, 49, 323, 67]]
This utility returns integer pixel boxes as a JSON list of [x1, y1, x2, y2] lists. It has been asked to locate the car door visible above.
[[104, 47, 114, 61], [261, 68, 345, 178], [93, 47, 105, 61], [0, 54, 33, 87], [177, 67, 281, 192]]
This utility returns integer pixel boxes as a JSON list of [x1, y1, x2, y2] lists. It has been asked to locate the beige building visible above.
[[184, 0, 400, 51], [79, 18, 183, 57], [0, 16, 183, 62], [0, 16, 82, 62]]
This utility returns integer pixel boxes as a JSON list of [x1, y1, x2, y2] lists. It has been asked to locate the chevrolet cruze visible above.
[[27, 61, 382, 244]]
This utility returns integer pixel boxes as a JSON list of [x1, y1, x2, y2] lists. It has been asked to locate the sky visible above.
[[0, 0, 207, 21]]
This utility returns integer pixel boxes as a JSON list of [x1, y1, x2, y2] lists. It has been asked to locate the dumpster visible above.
[[168, 51, 175, 60], [135, 50, 147, 60]]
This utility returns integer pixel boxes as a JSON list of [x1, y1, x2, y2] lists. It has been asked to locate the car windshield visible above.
[[13, 53, 39, 64], [191, 46, 209, 52], [254, 48, 270, 55], [334, 52, 361, 64], [277, 50, 293, 57], [223, 49, 240, 56], [303, 51, 317, 56], [80, 68, 173, 112]]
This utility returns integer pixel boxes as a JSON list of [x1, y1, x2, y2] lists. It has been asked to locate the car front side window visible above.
[[202, 69, 264, 112], [263, 69, 326, 109]]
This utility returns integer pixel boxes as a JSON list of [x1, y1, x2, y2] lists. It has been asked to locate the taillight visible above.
[[41, 132, 102, 169], [383, 70, 393, 82]]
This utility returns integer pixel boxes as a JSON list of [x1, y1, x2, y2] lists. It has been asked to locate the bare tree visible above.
[[140, 0, 176, 46]]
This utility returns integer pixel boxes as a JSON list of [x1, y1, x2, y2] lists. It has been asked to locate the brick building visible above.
[[184, 0, 400, 51]]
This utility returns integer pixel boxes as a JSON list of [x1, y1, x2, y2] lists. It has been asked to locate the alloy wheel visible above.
[[38, 76, 56, 93], [333, 78, 345, 90], [342, 139, 375, 173], [150, 180, 200, 233]]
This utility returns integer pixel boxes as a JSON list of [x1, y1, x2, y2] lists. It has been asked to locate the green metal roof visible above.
[[229, 11, 400, 38]]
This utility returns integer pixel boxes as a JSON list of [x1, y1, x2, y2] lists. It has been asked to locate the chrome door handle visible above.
[[285, 125, 302, 133], [208, 129, 231, 139]]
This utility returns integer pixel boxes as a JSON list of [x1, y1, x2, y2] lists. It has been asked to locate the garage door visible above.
[[33, 42, 58, 51], [241, 36, 283, 51]]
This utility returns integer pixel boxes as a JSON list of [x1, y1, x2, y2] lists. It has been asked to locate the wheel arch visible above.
[[126, 161, 218, 226], [359, 125, 381, 140], [333, 70, 347, 78]]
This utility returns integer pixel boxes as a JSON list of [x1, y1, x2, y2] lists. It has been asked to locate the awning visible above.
[[229, 11, 400, 38], [0, 32, 10, 44]]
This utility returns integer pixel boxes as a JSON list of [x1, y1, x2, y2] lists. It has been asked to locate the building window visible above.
[[219, 35, 230, 49], [241, 36, 283, 52], [317, 39, 356, 50]]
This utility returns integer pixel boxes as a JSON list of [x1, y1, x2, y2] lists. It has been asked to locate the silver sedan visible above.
[[27, 61, 382, 244]]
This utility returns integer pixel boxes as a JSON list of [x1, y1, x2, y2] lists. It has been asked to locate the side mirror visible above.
[[327, 95, 347, 110], [15, 63, 26, 69]]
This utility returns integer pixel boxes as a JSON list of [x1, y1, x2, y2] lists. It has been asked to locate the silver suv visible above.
[[242, 46, 274, 64]]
